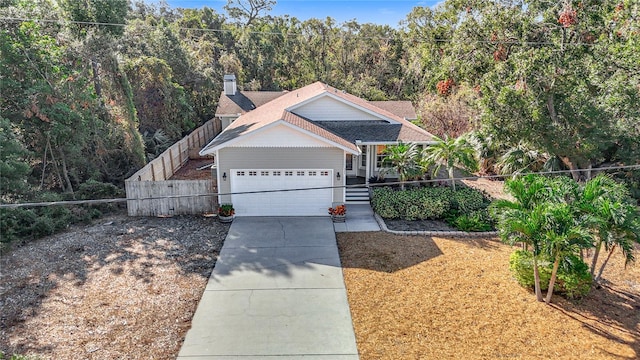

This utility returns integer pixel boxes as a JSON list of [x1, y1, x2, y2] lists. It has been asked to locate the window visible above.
[[273, 171, 281, 176], [346, 154, 353, 171], [320, 171, 329, 176], [261, 171, 269, 176], [236, 171, 245, 176], [360, 146, 367, 167], [297, 171, 305, 176], [309, 171, 317, 176], [285, 171, 293, 176], [376, 145, 387, 169], [249, 171, 257, 176]]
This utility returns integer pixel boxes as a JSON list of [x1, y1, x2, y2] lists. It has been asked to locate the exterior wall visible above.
[[220, 116, 239, 130], [217, 147, 344, 204], [293, 96, 381, 121]]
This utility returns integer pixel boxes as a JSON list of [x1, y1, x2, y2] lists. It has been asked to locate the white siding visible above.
[[232, 123, 333, 148], [292, 96, 382, 121]]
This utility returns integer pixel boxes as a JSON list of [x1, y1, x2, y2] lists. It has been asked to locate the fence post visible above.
[[169, 148, 175, 175], [162, 156, 168, 180], [150, 162, 156, 181]]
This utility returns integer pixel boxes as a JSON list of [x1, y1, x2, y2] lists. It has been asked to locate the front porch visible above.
[[345, 144, 398, 184]]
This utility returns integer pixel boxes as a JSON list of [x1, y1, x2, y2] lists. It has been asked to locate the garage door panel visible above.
[[230, 169, 332, 216]]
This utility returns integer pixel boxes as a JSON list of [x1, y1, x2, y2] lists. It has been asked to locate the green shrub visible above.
[[0, 208, 37, 243], [372, 187, 400, 218], [509, 250, 552, 290], [76, 180, 125, 199], [450, 187, 489, 212], [372, 187, 451, 220], [509, 250, 592, 299], [453, 210, 494, 232], [557, 254, 593, 299]]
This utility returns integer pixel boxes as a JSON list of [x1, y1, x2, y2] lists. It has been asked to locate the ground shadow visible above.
[[337, 231, 443, 273], [0, 212, 228, 356], [551, 282, 640, 359]]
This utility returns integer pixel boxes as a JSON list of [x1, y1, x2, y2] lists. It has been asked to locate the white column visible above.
[[365, 145, 371, 184]]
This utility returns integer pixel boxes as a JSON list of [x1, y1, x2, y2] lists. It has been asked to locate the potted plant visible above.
[[328, 204, 347, 222], [218, 203, 235, 223]]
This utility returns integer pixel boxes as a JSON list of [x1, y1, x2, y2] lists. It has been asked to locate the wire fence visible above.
[[2, 164, 639, 209]]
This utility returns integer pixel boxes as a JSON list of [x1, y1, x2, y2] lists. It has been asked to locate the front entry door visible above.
[[345, 154, 357, 176]]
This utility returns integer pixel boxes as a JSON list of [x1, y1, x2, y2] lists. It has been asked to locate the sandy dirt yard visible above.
[[338, 232, 640, 360], [0, 212, 228, 359]]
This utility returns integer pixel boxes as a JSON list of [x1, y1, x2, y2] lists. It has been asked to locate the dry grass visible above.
[[338, 232, 640, 360], [1, 213, 228, 359]]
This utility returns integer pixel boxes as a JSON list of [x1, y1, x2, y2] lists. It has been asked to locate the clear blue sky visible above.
[[161, 1, 442, 27]]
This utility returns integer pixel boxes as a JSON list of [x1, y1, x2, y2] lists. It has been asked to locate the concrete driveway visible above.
[[177, 217, 359, 359]]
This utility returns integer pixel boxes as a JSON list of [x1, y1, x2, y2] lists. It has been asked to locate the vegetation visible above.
[[491, 174, 640, 303], [372, 185, 494, 232], [422, 134, 479, 190]]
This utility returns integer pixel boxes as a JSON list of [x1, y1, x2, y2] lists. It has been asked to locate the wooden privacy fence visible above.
[[127, 119, 221, 182], [125, 118, 222, 216], [125, 180, 216, 216]]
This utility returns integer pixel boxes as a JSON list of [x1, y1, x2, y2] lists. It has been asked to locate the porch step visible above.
[[346, 187, 370, 204]]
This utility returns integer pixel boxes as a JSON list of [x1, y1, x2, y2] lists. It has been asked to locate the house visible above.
[[200, 76, 436, 216]]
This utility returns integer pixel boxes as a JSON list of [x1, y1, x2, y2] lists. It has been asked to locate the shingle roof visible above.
[[215, 91, 287, 116], [201, 82, 435, 155], [313, 121, 433, 143], [369, 101, 417, 120]]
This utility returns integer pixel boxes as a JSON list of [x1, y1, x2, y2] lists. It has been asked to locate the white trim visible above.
[[287, 92, 399, 124], [215, 149, 222, 207], [201, 120, 359, 155]]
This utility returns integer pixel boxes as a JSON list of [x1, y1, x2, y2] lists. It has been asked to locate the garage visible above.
[[230, 169, 333, 216]]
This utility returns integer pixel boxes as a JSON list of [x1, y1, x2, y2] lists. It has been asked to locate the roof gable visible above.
[[231, 121, 337, 148], [289, 93, 393, 122]]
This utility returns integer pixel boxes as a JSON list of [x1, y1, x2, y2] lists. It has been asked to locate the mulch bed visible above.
[[337, 232, 640, 359], [384, 218, 457, 231], [170, 158, 214, 180], [0, 212, 229, 359]]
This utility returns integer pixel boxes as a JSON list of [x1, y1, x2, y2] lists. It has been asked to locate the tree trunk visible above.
[[595, 245, 616, 283], [590, 241, 602, 278], [547, 94, 559, 125], [560, 156, 582, 182], [448, 167, 456, 191], [533, 256, 544, 302], [39, 142, 48, 190], [545, 255, 561, 304], [56, 145, 74, 194], [46, 138, 66, 192], [91, 58, 103, 101]]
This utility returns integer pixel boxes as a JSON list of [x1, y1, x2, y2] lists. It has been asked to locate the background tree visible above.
[[224, 0, 275, 26]]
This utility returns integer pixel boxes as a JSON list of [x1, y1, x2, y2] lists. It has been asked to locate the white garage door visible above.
[[230, 169, 333, 216]]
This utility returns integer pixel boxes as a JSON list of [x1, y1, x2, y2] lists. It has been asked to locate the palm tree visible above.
[[382, 142, 420, 190], [540, 203, 593, 304], [577, 175, 640, 282], [423, 134, 478, 191], [491, 175, 558, 302], [495, 142, 546, 176]]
